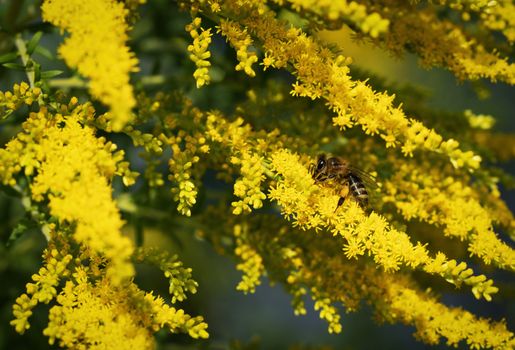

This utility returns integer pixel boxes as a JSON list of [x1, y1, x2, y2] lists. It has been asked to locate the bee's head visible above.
[[316, 154, 327, 172], [311, 154, 328, 181]]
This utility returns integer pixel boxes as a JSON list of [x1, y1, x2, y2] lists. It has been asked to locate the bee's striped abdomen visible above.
[[347, 173, 368, 207]]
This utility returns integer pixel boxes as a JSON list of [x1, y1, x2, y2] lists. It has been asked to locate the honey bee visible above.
[[310, 154, 376, 210]]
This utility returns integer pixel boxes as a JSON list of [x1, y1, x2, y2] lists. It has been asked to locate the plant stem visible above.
[[48, 76, 88, 89], [48, 75, 168, 89]]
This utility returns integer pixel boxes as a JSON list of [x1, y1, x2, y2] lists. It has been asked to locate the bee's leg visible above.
[[335, 197, 345, 212], [335, 185, 349, 212]]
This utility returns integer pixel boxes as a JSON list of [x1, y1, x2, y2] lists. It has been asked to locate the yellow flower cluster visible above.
[[311, 287, 342, 334], [231, 152, 267, 214], [6, 1, 511, 347], [233, 223, 264, 293], [11, 248, 73, 334], [276, 0, 389, 37], [435, 0, 494, 11], [268, 150, 498, 299], [383, 161, 515, 272], [41, 0, 138, 131], [378, 5, 515, 84], [218, 19, 259, 77], [201, 203, 514, 346], [205, 113, 269, 213], [10, 233, 209, 346], [134, 248, 199, 303], [186, 17, 212, 88], [1, 100, 135, 285], [167, 130, 209, 216], [479, 0, 515, 42], [385, 279, 514, 348], [43, 266, 208, 349], [144, 293, 209, 339], [206, 3, 483, 171], [0, 82, 41, 117], [280, 247, 308, 315], [465, 109, 496, 130]]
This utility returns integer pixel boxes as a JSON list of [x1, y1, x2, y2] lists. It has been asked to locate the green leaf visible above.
[[0, 52, 18, 64], [40, 70, 63, 79], [26, 31, 43, 56], [2, 62, 25, 71], [0, 110, 14, 120], [34, 45, 54, 59]]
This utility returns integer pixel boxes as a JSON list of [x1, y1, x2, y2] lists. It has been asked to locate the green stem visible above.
[[48, 77, 88, 89], [48, 75, 168, 90]]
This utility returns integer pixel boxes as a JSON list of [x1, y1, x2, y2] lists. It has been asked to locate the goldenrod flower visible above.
[[218, 19, 259, 77], [3, 0, 515, 348], [2, 101, 135, 285], [186, 17, 212, 88], [41, 0, 138, 131]]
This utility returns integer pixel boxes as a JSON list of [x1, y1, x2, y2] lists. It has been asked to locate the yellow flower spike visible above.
[[231, 6, 483, 171], [218, 19, 259, 77], [272, 0, 389, 38], [231, 152, 267, 214], [268, 149, 499, 299], [167, 131, 206, 216], [42, 268, 208, 349], [134, 248, 200, 304], [11, 246, 73, 334], [1, 104, 137, 286], [233, 223, 265, 293], [311, 287, 342, 334], [383, 279, 514, 348], [41, 0, 138, 131], [0, 83, 41, 118], [186, 17, 212, 88], [382, 160, 515, 270], [376, 4, 515, 84]]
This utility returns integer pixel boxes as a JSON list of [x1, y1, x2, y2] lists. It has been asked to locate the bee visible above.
[[310, 154, 376, 210]]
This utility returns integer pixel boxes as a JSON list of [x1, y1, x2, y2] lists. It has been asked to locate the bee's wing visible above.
[[347, 166, 380, 190]]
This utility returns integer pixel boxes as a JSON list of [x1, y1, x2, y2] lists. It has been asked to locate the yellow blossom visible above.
[[41, 0, 139, 131], [215, 4, 484, 171], [465, 109, 496, 130], [43, 267, 208, 349], [0, 82, 41, 116], [11, 247, 72, 334], [3, 103, 135, 285], [3, 0, 515, 347], [218, 19, 259, 77], [134, 248, 199, 303], [186, 17, 212, 88], [268, 150, 499, 299], [274, 0, 389, 38], [233, 223, 265, 293], [383, 161, 515, 271]]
